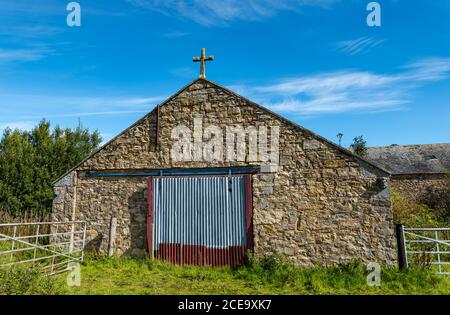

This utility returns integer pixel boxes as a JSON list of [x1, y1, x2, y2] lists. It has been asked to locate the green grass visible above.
[[0, 267, 67, 295], [1, 254, 449, 295], [58, 254, 450, 295]]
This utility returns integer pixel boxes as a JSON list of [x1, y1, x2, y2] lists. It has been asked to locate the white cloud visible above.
[[0, 1, 61, 15], [54, 96, 165, 109], [162, 31, 190, 38], [254, 71, 395, 95], [0, 25, 63, 39], [25, 110, 151, 120], [0, 121, 36, 132], [237, 57, 450, 116], [0, 48, 51, 62], [401, 57, 450, 81], [0, 1, 125, 17], [169, 67, 197, 78], [336, 36, 386, 55], [0, 94, 165, 122], [126, 0, 338, 26]]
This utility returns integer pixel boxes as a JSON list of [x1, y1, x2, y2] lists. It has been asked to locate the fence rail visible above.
[[398, 225, 450, 275], [0, 221, 87, 275]]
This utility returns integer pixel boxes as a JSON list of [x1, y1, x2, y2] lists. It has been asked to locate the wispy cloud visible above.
[[24, 110, 151, 120], [0, 24, 63, 39], [336, 36, 386, 55], [401, 57, 450, 81], [162, 31, 190, 39], [0, 94, 165, 122], [169, 67, 197, 78], [0, 0, 126, 17], [126, 0, 338, 26], [0, 121, 36, 132], [0, 48, 52, 62], [0, 1, 61, 16], [46, 96, 165, 109], [0, 93, 164, 132], [236, 57, 450, 116]]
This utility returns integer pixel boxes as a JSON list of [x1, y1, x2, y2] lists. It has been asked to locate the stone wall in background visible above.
[[53, 79, 397, 266], [391, 174, 448, 204]]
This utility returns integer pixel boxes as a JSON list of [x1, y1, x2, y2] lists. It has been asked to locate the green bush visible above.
[[0, 120, 101, 215], [391, 191, 439, 227]]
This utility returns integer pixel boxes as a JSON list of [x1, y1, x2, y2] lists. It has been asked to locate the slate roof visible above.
[[367, 144, 450, 175]]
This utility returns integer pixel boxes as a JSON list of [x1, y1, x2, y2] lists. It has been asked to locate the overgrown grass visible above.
[[60, 254, 450, 295], [0, 267, 67, 295], [1, 254, 449, 295]]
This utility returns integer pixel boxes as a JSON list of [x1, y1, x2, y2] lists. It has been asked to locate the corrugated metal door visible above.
[[147, 175, 252, 267]]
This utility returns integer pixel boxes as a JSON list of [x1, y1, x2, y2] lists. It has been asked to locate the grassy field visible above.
[[2, 254, 450, 295], [62, 255, 449, 295]]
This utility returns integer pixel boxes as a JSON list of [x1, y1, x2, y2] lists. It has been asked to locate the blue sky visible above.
[[0, 0, 449, 147]]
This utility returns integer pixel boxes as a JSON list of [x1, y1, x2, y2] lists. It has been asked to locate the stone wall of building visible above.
[[53, 171, 76, 222], [391, 174, 448, 204], [53, 79, 397, 266]]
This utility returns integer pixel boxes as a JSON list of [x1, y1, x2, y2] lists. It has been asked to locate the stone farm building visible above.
[[367, 144, 450, 204], [52, 78, 397, 267]]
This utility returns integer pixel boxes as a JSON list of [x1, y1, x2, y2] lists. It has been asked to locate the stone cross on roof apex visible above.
[[193, 48, 214, 79]]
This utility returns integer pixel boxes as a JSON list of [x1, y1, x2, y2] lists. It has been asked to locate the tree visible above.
[[0, 120, 101, 215], [350, 136, 368, 158]]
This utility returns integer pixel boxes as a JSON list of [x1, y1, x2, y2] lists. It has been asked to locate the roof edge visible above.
[[392, 172, 449, 176], [368, 143, 450, 148], [52, 78, 203, 184], [53, 77, 391, 185], [200, 78, 391, 176]]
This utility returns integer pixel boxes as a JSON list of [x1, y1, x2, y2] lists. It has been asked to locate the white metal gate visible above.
[[401, 227, 450, 275], [0, 221, 86, 275]]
